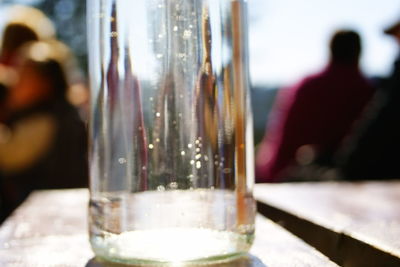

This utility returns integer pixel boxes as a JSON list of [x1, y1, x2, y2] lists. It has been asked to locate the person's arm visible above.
[[0, 114, 55, 173]]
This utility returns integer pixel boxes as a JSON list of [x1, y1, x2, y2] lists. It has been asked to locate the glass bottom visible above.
[[91, 228, 253, 265], [89, 189, 255, 265]]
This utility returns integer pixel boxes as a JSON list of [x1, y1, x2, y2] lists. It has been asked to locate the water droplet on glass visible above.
[[196, 161, 201, 169], [118, 158, 127, 164], [204, 156, 209, 161], [223, 168, 231, 174], [156, 54, 163, 59], [156, 138, 160, 143], [149, 97, 154, 101], [183, 30, 192, 39], [169, 182, 178, 190], [196, 148, 201, 152], [178, 54, 187, 61], [157, 185, 165, 191], [195, 154, 201, 160], [188, 143, 193, 148], [181, 151, 186, 156], [173, 25, 178, 31], [190, 160, 195, 165], [195, 140, 200, 145], [149, 144, 154, 149], [156, 112, 161, 117]]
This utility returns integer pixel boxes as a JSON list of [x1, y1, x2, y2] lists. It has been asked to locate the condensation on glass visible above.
[[87, 0, 255, 265]]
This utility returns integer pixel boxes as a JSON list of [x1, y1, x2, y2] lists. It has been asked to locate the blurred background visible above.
[[1, 0, 400, 220], [248, 0, 400, 143], [1, 0, 399, 141]]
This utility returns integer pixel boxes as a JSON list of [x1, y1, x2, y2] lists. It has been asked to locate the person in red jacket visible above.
[[256, 30, 375, 182]]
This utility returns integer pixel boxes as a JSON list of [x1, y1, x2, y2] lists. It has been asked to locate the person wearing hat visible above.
[[0, 5, 56, 121], [384, 20, 400, 41], [337, 19, 400, 180]]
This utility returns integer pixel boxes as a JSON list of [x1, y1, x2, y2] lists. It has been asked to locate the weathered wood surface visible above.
[[255, 181, 400, 267], [0, 189, 337, 267]]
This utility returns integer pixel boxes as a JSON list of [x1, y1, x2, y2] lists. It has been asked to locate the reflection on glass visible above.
[[87, 0, 255, 264]]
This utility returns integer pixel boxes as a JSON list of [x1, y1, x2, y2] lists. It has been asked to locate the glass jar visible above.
[[87, 0, 255, 265]]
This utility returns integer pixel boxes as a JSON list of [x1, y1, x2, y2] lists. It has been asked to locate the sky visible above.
[[248, 0, 400, 86], [1, 0, 399, 87]]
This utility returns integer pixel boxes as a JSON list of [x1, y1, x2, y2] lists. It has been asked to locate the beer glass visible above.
[[87, 0, 255, 264]]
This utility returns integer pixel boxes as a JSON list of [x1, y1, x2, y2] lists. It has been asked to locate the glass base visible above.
[[90, 228, 253, 266]]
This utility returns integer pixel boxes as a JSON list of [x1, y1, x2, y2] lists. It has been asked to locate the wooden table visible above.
[[0, 189, 337, 266], [255, 181, 400, 267]]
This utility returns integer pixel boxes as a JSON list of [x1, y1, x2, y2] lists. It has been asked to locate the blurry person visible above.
[[0, 5, 56, 119], [255, 30, 375, 182], [0, 40, 88, 221], [0, 65, 15, 116], [0, 23, 38, 67], [0, 5, 54, 66], [338, 20, 400, 180], [0, 23, 39, 120]]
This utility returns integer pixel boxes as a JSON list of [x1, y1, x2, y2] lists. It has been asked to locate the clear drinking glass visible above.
[[87, 0, 255, 265]]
